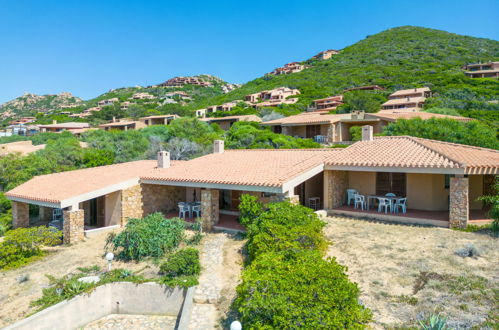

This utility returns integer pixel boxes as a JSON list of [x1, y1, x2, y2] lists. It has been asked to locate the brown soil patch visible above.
[[324, 216, 498, 329]]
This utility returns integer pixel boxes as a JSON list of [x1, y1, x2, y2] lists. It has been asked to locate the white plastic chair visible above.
[[191, 204, 201, 218], [178, 203, 190, 218], [378, 198, 392, 214], [385, 193, 396, 197], [393, 198, 407, 214], [53, 208, 63, 221], [354, 194, 366, 210], [347, 189, 358, 206]]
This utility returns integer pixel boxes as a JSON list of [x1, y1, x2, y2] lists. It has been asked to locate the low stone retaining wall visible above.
[[4, 282, 196, 330]]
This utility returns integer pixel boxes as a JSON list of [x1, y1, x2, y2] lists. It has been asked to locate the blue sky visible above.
[[0, 0, 498, 103]]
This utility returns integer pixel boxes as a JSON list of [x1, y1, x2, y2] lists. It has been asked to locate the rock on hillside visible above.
[[0, 92, 83, 117]]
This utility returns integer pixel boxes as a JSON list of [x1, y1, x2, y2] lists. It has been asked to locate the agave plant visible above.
[[419, 314, 448, 330]]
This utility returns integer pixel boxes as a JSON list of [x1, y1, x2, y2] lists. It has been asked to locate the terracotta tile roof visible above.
[[6, 160, 158, 204], [369, 111, 473, 122], [325, 136, 499, 174], [141, 149, 338, 188], [262, 113, 347, 126], [99, 121, 137, 127], [140, 114, 179, 120], [382, 96, 426, 106], [390, 87, 430, 96], [200, 115, 262, 122], [38, 122, 90, 129]]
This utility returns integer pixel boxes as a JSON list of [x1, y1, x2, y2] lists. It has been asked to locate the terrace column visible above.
[[63, 207, 85, 244], [39, 206, 53, 222], [323, 170, 348, 209], [121, 185, 144, 226], [201, 189, 219, 231], [449, 175, 469, 229], [12, 201, 29, 228]]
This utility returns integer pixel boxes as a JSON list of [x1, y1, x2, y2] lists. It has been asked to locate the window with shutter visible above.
[[376, 172, 406, 196]]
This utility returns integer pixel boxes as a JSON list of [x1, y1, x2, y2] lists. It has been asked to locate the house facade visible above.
[[381, 87, 432, 111], [200, 115, 262, 130], [244, 87, 300, 107], [462, 61, 499, 78], [269, 62, 309, 75], [140, 114, 179, 126], [313, 50, 339, 60], [38, 121, 90, 133], [309, 95, 344, 112], [7, 132, 498, 244]]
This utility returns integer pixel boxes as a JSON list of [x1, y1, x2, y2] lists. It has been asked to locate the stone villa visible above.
[[462, 61, 499, 79], [7, 127, 498, 244], [381, 87, 432, 111]]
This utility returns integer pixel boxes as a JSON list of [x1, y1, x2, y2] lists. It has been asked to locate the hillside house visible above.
[[202, 101, 246, 116], [262, 110, 472, 144], [9, 117, 36, 125], [131, 93, 155, 100], [313, 49, 339, 60], [462, 61, 499, 78], [381, 87, 432, 111], [38, 121, 90, 133], [99, 119, 146, 131], [269, 62, 309, 75], [309, 95, 344, 112], [244, 87, 300, 107], [7, 134, 497, 244], [120, 102, 131, 110], [200, 115, 262, 130], [158, 77, 211, 87], [97, 98, 119, 106], [140, 114, 179, 126], [344, 85, 385, 92]]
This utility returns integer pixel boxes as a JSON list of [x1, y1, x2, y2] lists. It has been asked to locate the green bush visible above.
[[159, 248, 200, 278], [106, 213, 185, 261], [234, 250, 372, 329], [0, 226, 62, 269], [31, 267, 147, 311], [233, 197, 370, 328]]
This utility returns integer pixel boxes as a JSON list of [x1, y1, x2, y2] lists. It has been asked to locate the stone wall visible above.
[[12, 201, 29, 228], [121, 185, 144, 226], [326, 124, 335, 143], [323, 170, 348, 209], [201, 189, 219, 231], [63, 209, 84, 244], [449, 176, 469, 229], [141, 184, 186, 217], [39, 206, 53, 222]]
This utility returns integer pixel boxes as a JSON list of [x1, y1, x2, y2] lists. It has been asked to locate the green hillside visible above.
[[192, 26, 499, 116]]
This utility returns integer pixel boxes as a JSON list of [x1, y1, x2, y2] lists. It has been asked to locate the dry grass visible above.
[[324, 216, 499, 329]]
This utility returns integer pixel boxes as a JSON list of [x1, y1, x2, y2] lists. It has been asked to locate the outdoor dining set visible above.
[[178, 201, 202, 218], [346, 189, 407, 214]]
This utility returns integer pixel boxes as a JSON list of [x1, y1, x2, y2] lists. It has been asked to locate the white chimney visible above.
[[213, 140, 224, 154], [112, 116, 117, 123], [361, 125, 373, 141], [157, 151, 170, 168], [52, 120, 57, 125]]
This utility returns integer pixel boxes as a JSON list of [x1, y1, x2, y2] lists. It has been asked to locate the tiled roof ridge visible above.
[[379, 135, 499, 153], [27, 160, 155, 180], [223, 148, 336, 152]]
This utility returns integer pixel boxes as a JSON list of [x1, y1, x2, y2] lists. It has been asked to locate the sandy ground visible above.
[[0, 229, 160, 328], [0, 229, 245, 329], [324, 216, 499, 329]]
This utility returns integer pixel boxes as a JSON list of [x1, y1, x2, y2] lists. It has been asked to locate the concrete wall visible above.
[[406, 173, 449, 211], [4, 282, 187, 330], [304, 172, 324, 205], [105, 191, 122, 226], [348, 171, 376, 196]]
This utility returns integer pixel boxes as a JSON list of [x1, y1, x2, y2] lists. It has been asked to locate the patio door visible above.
[[306, 125, 321, 138], [376, 172, 406, 196]]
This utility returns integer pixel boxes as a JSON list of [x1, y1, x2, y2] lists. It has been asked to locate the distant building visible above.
[[462, 61, 499, 78], [309, 95, 344, 112], [381, 87, 432, 111], [38, 121, 90, 133], [344, 85, 385, 92], [158, 77, 211, 87], [200, 115, 262, 130], [99, 118, 146, 131], [313, 49, 339, 60], [9, 117, 36, 125], [97, 98, 119, 106], [269, 62, 309, 75], [131, 92, 155, 100], [245, 87, 301, 107], [120, 102, 131, 110], [140, 114, 179, 126]]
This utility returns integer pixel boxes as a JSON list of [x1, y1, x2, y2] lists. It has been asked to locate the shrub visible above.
[[238, 194, 263, 228], [419, 314, 449, 330], [234, 250, 372, 329], [106, 213, 185, 261], [0, 226, 62, 269], [246, 201, 327, 260], [455, 243, 481, 258], [159, 248, 200, 278]]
